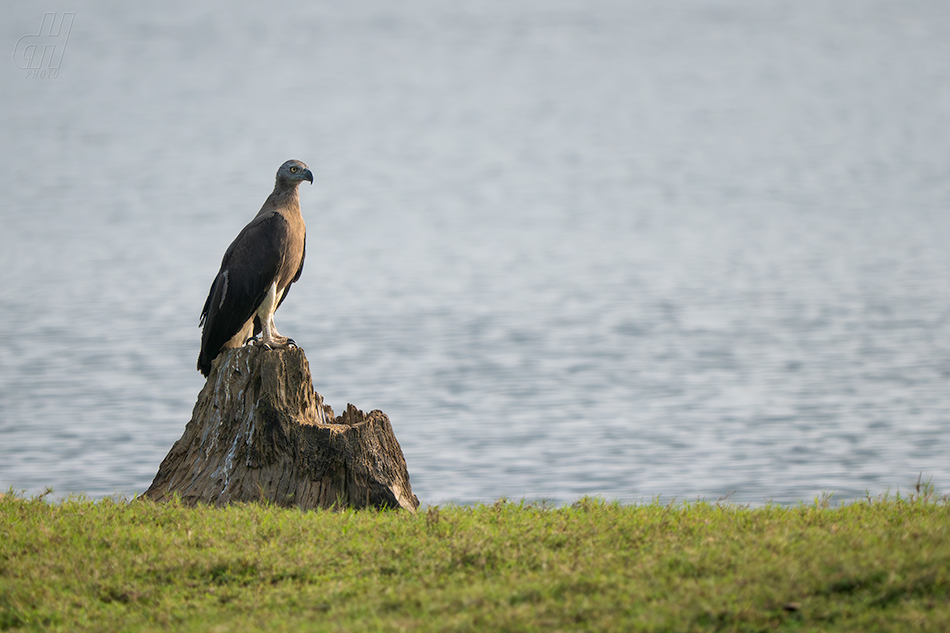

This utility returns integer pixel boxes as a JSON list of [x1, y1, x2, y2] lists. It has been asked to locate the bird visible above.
[[197, 159, 314, 377]]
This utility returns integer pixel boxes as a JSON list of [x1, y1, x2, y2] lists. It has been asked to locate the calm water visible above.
[[2, 1, 949, 505]]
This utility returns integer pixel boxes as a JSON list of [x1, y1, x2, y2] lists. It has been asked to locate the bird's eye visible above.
[[290, 166, 298, 173]]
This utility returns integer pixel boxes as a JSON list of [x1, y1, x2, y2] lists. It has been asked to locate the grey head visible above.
[[276, 159, 314, 187]]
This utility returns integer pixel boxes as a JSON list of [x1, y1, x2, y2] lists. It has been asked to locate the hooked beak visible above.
[[303, 169, 314, 184]]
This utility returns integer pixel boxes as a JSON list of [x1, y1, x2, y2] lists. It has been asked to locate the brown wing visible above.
[[197, 213, 290, 376]]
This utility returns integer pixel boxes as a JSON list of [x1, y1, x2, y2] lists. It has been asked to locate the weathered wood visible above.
[[143, 345, 419, 512]]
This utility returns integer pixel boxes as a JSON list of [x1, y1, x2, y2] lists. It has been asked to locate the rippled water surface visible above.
[[2, 1, 949, 504]]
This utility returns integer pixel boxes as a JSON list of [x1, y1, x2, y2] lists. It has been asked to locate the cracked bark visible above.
[[142, 345, 419, 512]]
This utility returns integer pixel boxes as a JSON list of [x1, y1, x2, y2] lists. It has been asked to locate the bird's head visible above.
[[276, 159, 314, 186]]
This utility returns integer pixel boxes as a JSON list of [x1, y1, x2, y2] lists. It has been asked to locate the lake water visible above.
[[2, 1, 949, 505]]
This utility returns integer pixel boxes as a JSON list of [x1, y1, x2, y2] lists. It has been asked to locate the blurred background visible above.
[[1, 1, 949, 505]]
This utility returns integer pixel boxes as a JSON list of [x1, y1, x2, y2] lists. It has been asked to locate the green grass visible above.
[[2, 487, 949, 632]]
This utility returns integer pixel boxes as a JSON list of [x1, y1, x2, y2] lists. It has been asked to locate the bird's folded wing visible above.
[[199, 213, 291, 363]]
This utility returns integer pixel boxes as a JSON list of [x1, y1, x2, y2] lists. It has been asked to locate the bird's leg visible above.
[[259, 314, 296, 350], [229, 320, 257, 347], [256, 283, 297, 350], [245, 316, 264, 345]]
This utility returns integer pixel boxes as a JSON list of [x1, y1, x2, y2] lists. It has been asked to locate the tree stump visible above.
[[143, 345, 419, 512]]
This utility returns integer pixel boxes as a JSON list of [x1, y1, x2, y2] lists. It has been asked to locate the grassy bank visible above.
[[2, 490, 949, 632]]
